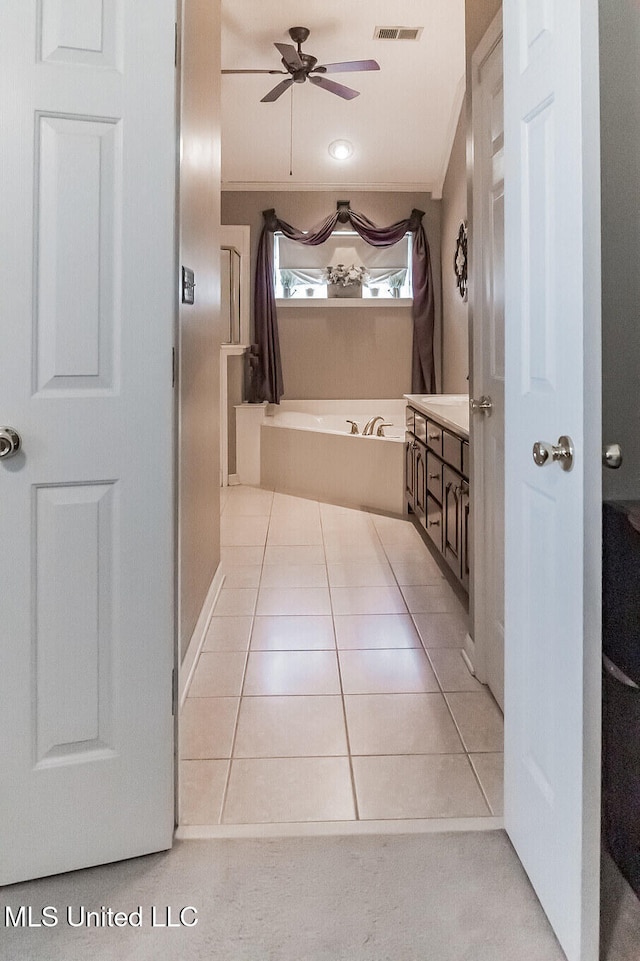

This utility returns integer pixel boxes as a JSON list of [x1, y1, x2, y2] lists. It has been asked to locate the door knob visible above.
[[0, 427, 21, 459], [532, 435, 574, 472], [469, 395, 493, 415], [602, 443, 622, 469]]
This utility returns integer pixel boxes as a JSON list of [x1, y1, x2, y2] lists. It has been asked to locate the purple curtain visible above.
[[253, 206, 436, 403]]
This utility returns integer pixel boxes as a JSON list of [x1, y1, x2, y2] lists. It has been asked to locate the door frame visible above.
[[467, 9, 504, 703]]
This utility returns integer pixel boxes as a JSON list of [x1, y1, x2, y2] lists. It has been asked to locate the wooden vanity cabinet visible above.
[[405, 405, 469, 592]]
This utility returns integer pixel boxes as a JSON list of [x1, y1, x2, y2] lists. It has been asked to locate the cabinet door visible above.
[[443, 465, 462, 578], [404, 435, 415, 510], [426, 495, 443, 550], [427, 451, 443, 502], [414, 440, 427, 525], [461, 480, 470, 590]]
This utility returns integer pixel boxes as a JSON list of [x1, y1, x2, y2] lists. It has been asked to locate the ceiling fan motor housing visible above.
[[288, 26, 310, 45]]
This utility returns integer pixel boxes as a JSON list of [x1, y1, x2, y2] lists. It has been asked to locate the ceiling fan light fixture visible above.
[[328, 139, 353, 161]]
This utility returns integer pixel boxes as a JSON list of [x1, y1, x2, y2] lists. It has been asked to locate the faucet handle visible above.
[[376, 423, 393, 437], [346, 419, 360, 435]]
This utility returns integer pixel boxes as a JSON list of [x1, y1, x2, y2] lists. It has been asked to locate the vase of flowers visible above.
[[279, 269, 297, 298], [388, 269, 407, 298], [324, 263, 368, 298]]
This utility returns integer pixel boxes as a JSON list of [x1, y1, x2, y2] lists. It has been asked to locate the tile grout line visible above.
[[467, 753, 496, 816], [320, 502, 361, 823], [372, 512, 495, 814], [437, 688, 493, 816], [217, 488, 271, 825]]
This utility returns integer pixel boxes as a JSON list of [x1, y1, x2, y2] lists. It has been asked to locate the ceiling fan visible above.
[[222, 26, 380, 103]]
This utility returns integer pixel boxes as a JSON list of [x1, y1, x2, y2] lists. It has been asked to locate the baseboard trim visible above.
[[176, 816, 504, 840], [179, 565, 225, 708], [462, 632, 476, 676], [228, 473, 240, 486]]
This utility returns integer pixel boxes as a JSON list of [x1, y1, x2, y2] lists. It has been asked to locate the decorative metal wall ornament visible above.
[[454, 221, 468, 301]]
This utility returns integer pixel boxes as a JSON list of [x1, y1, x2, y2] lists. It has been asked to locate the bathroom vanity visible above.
[[404, 394, 470, 591]]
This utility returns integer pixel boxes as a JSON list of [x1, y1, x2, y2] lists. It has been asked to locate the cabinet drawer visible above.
[[443, 430, 463, 472], [426, 421, 442, 455], [414, 412, 427, 443], [462, 440, 469, 478], [425, 494, 442, 549], [426, 451, 443, 502], [405, 406, 415, 433]]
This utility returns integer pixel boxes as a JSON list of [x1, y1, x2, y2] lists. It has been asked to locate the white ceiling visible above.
[[221, 0, 465, 196]]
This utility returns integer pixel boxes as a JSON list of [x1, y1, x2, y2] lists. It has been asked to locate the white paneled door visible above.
[[0, 0, 177, 883], [503, 1, 602, 960]]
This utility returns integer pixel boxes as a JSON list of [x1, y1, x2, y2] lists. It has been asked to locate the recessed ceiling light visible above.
[[328, 139, 353, 161]]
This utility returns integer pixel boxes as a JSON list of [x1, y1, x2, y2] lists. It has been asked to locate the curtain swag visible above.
[[253, 206, 436, 404]]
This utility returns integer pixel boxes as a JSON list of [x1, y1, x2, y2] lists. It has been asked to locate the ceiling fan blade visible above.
[[308, 75, 360, 100], [260, 78, 294, 103], [274, 42, 304, 71], [222, 69, 288, 75], [314, 59, 380, 74]]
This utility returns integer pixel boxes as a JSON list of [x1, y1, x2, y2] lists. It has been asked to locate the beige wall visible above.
[[600, 0, 640, 499], [440, 105, 469, 392], [178, 0, 222, 658], [221, 191, 442, 399]]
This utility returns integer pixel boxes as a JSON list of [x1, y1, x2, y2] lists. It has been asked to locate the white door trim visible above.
[[469, 10, 505, 707]]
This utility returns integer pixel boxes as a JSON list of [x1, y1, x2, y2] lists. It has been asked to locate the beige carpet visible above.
[[1, 832, 638, 960]]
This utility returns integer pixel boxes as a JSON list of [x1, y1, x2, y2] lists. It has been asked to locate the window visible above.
[[274, 230, 412, 300]]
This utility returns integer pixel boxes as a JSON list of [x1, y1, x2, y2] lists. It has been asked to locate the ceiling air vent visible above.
[[373, 26, 423, 41]]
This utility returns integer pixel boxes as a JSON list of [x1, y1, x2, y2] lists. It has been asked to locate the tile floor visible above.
[[180, 486, 504, 826]]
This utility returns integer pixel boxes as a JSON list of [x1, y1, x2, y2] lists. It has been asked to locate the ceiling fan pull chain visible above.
[[289, 85, 294, 177]]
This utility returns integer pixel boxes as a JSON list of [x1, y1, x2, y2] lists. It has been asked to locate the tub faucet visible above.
[[362, 415, 385, 436], [346, 420, 360, 434]]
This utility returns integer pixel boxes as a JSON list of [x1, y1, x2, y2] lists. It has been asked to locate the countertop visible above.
[[404, 394, 470, 439]]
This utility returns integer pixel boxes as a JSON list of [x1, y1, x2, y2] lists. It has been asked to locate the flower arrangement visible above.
[[279, 269, 300, 298], [324, 263, 369, 287]]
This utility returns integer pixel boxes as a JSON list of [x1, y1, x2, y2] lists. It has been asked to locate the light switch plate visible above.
[[182, 266, 195, 305]]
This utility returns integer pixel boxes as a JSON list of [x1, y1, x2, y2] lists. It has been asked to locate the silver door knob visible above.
[[532, 435, 574, 472], [602, 443, 622, 469], [469, 395, 493, 415], [0, 427, 21, 459]]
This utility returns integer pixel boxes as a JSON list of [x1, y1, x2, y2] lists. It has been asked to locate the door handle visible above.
[[0, 427, 21, 459], [532, 435, 574, 472], [602, 444, 622, 469], [469, 395, 493, 415]]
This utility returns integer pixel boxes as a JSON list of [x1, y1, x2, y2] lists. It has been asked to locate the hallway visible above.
[[180, 486, 503, 827]]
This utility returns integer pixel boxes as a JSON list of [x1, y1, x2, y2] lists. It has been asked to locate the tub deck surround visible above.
[[404, 395, 470, 439], [235, 399, 408, 514]]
